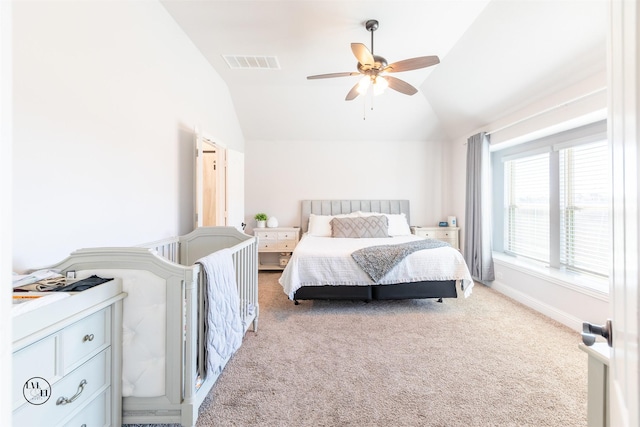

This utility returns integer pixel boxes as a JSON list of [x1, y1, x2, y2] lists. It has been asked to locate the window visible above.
[[493, 121, 611, 283], [559, 141, 610, 276], [504, 152, 550, 262]]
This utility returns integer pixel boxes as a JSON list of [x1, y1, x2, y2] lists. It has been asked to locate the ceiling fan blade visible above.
[[307, 72, 360, 80], [345, 83, 360, 101], [385, 55, 440, 73], [351, 43, 374, 67], [384, 76, 418, 96]]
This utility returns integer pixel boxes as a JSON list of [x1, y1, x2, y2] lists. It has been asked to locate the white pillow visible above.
[[308, 214, 333, 236], [386, 213, 412, 236], [307, 212, 359, 236]]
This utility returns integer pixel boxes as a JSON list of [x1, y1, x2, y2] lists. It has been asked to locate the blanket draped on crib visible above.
[[197, 248, 243, 378]]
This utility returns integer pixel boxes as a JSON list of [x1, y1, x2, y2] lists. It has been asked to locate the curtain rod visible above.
[[485, 87, 606, 136]]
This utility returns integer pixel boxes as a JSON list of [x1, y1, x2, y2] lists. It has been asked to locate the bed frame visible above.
[[49, 227, 258, 427], [294, 200, 458, 302]]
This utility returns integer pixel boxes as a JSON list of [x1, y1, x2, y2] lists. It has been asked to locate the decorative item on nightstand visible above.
[[254, 213, 267, 228], [279, 253, 291, 267], [447, 216, 457, 227], [267, 216, 279, 228]]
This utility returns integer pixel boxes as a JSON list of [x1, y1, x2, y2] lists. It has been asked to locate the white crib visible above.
[[49, 227, 258, 427]]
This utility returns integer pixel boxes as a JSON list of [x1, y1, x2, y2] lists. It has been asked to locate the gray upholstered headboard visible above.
[[300, 200, 410, 233]]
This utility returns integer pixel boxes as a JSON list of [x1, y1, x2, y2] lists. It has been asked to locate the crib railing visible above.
[[139, 227, 259, 332], [138, 236, 181, 263], [232, 236, 259, 333]]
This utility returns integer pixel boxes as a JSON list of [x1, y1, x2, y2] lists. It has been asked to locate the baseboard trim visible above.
[[490, 280, 582, 331]]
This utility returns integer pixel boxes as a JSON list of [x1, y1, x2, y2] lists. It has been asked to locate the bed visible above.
[[279, 200, 473, 302], [47, 226, 258, 427]]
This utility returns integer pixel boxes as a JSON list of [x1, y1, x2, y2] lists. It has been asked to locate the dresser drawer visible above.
[[13, 335, 58, 410], [13, 349, 109, 427], [61, 387, 109, 427], [63, 308, 109, 371]]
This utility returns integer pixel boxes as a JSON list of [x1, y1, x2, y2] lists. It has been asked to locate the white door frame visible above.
[[608, 1, 639, 426]]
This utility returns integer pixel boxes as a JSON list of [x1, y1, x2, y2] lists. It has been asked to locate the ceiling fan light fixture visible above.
[[306, 19, 440, 102], [357, 76, 371, 94], [373, 76, 388, 96]]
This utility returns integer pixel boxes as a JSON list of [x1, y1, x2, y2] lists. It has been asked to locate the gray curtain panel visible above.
[[464, 132, 495, 282]]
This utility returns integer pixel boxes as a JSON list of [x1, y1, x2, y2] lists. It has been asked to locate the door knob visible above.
[[582, 319, 612, 347]]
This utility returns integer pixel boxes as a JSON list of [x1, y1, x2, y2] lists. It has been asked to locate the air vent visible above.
[[223, 55, 280, 70]]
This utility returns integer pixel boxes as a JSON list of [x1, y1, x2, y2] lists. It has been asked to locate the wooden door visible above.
[[202, 150, 217, 226], [195, 131, 226, 227]]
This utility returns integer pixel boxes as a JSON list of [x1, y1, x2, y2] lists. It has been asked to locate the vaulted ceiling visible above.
[[160, 0, 607, 142]]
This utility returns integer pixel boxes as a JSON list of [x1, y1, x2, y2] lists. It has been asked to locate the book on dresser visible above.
[[12, 279, 126, 427]]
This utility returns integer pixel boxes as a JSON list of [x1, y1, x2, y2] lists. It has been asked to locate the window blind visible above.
[[504, 153, 550, 262], [559, 140, 610, 276]]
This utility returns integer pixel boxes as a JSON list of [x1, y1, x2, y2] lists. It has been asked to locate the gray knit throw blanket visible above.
[[351, 239, 450, 282]]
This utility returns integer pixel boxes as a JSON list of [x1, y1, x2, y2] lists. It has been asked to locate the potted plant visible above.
[[254, 213, 268, 228]]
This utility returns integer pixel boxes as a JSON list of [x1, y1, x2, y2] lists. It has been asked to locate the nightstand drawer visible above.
[[277, 240, 297, 250], [254, 231, 276, 240], [413, 227, 460, 250], [436, 230, 455, 239], [277, 231, 297, 240], [415, 229, 437, 238], [258, 239, 277, 250], [62, 308, 109, 371]]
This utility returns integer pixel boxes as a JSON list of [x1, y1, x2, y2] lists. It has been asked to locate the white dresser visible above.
[[254, 227, 300, 270], [412, 226, 460, 249], [12, 279, 126, 427]]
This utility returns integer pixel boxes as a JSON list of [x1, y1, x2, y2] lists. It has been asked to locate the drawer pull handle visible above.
[[83, 334, 94, 342], [56, 379, 87, 405]]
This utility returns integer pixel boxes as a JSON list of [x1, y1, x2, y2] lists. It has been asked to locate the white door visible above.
[[608, 1, 639, 425], [226, 149, 245, 231]]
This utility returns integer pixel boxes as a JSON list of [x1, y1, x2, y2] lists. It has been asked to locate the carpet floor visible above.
[[190, 272, 588, 427]]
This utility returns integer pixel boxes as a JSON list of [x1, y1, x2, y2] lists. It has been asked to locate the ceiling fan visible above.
[[307, 19, 440, 101]]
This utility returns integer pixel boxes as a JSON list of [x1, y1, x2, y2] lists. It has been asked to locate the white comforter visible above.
[[279, 234, 474, 299]]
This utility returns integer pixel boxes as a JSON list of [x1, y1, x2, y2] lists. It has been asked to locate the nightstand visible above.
[[254, 227, 300, 270], [412, 226, 460, 249]]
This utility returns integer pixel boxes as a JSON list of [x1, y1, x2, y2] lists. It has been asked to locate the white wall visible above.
[[1, 1, 12, 424], [12, 1, 245, 271], [244, 139, 447, 233], [443, 71, 609, 330]]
